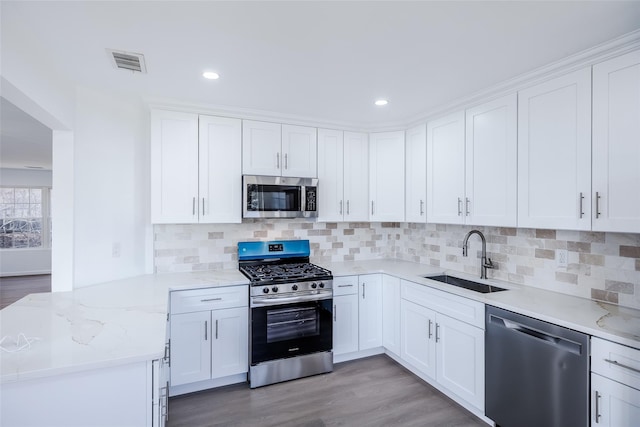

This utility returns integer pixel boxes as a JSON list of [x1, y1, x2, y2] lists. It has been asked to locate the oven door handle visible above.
[[251, 293, 332, 307]]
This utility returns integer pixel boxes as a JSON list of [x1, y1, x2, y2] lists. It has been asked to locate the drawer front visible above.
[[171, 285, 248, 314], [592, 337, 640, 390], [333, 276, 358, 296], [401, 280, 485, 329]]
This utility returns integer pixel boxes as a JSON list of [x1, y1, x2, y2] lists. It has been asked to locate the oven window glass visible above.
[[266, 306, 319, 343], [247, 184, 300, 212]]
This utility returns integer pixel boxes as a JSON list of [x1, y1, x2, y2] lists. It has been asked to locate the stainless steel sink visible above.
[[424, 274, 507, 294]]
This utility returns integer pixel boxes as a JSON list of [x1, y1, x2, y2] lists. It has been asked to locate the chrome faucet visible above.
[[462, 229, 495, 279]]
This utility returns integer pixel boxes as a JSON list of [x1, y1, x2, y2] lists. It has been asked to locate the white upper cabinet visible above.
[[151, 110, 199, 224], [592, 50, 640, 232], [405, 124, 427, 223], [199, 115, 242, 223], [343, 131, 370, 221], [242, 120, 282, 176], [369, 131, 405, 222], [281, 124, 317, 178], [517, 68, 592, 230], [317, 129, 344, 222], [427, 111, 466, 224], [242, 121, 317, 177], [151, 110, 241, 224], [465, 94, 517, 227]]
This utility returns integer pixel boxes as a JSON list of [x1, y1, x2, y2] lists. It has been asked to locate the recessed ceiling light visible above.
[[203, 71, 220, 80], [374, 99, 388, 106]]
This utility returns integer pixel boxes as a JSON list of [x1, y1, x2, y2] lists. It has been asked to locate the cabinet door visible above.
[[282, 124, 317, 178], [242, 120, 282, 176], [427, 111, 466, 224], [211, 307, 248, 379], [592, 373, 640, 427], [317, 129, 345, 221], [401, 299, 436, 379], [343, 131, 370, 221], [592, 50, 640, 232], [369, 131, 405, 222], [436, 313, 484, 410], [199, 115, 242, 223], [517, 68, 592, 230], [333, 294, 359, 355], [405, 124, 427, 223], [382, 275, 401, 355], [358, 274, 383, 350], [465, 94, 517, 227], [170, 311, 210, 386], [150, 110, 199, 224]]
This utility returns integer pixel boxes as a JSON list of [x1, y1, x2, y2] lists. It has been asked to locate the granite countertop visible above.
[[0, 270, 249, 384], [2, 258, 639, 385]]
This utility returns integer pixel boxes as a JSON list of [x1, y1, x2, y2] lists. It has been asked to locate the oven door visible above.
[[250, 297, 332, 365]]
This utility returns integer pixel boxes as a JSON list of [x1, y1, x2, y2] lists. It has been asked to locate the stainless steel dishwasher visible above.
[[485, 305, 589, 427]]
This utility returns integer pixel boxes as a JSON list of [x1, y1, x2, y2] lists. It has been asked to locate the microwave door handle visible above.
[[301, 185, 306, 212]]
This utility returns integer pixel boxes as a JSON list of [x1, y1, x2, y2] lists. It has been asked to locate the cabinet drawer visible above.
[[401, 280, 485, 329], [333, 276, 358, 296], [592, 337, 640, 390], [171, 286, 248, 314]]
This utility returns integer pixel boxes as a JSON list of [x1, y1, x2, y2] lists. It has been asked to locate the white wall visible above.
[[0, 168, 53, 277], [72, 86, 149, 287]]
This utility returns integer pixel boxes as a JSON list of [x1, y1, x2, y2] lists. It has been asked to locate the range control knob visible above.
[[311, 283, 318, 289], [319, 282, 325, 288], [262, 287, 269, 294], [272, 286, 279, 293], [291, 284, 298, 291]]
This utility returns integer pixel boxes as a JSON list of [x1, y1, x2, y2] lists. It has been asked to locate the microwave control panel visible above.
[[305, 186, 317, 212]]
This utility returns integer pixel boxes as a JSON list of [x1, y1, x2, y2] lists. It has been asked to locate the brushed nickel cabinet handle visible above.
[[457, 198, 462, 216], [202, 198, 205, 216], [204, 320, 208, 341], [465, 197, 470, 216], [215, 319, 218, 340], [420, 199, 424, 216], [192, 197, 196, 215], [362, 283, 366, 299], [347, 200, 350, 215], [284, 153, 288, 169], [371, 201, 374, 215], [201, 297, 222, 302], [333, 305, 337, 322], [435, 323, 440, 342], [428, 319, 433, 339], [604, 358, 640, 374], [276, 153, 280, 169], [579, 192, 584, 218], [339, 200, 343, 215], [594, 390, 601, 423], [595, 192, 602, 218], [338, 284, 353, 287]]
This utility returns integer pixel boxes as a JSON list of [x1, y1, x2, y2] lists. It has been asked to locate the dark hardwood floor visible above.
[[0, 274, 51, 309], [168, 355, 487, 427]]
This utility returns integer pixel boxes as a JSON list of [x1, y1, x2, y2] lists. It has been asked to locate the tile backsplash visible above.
[[154, 220, 640, 310]]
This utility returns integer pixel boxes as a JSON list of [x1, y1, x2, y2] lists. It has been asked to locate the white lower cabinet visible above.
[[591, 337, 640, 426], [399, 280, 485, 410], [382, 275, 401, 355], [401, 299, 436, 378], [169, 286, 248, 394], [358, 274, 383, 350], [332, 276, 359, 356]]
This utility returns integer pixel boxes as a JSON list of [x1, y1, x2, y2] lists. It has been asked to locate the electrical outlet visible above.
[[556, 249, 568, 268], [112, 242, 121, 258]]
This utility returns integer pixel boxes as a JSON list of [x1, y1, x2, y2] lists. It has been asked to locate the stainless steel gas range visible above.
[[238, 239, 333, 388]]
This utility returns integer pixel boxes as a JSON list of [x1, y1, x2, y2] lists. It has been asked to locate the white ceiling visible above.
[[2, 1, 640, 130], [0, 97, 52, 170]]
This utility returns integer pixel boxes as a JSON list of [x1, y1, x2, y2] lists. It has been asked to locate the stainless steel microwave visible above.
[[243, 175, 318, 219]]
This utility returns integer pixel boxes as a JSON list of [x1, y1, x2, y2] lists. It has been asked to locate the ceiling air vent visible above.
[[107, 49, 147, 73]]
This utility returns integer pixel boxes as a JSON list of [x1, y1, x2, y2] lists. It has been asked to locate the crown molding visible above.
[[147, 29, 640, 134]]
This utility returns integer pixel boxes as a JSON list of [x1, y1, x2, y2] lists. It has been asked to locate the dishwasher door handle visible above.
[[490, 314, 583, 355]]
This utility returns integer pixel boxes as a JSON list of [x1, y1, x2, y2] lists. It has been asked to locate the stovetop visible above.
[[240, 262, 332, 285]]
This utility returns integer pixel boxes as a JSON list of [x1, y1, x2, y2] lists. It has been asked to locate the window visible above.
[[0, 187, 51, 249]]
